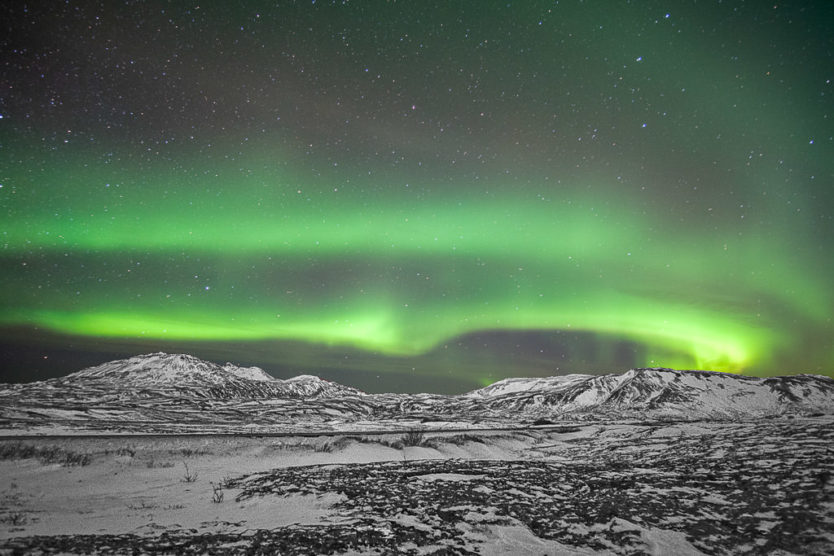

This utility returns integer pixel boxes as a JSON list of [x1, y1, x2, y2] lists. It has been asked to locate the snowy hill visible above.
[[65, 353, 272, 386], [466, 368, 834, 419], [55, 352, 362, 400]]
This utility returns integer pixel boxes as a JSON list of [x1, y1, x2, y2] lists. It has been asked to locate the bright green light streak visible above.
[[8, 284, 772, 373], [0, 152, 829, 374]]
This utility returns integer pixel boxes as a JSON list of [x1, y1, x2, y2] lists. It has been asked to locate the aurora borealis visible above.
[[1, 1, 832, 392]]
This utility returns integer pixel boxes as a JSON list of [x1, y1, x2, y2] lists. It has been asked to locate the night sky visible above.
[[1, 1, 832, 393]]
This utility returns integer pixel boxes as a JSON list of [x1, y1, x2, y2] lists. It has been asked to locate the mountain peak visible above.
[[221, 362, 275, 382], [66, 352, 263, 386], [59, 353, 361, 400], [284, 374, 323, 382]]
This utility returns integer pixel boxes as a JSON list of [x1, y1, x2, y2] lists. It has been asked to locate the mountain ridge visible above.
[[52, 352, 363, 399], [466, 366, 834, 419], [1, 353, 832, 433]]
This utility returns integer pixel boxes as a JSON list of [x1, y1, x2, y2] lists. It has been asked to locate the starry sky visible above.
[[1, 1, 832, 393]]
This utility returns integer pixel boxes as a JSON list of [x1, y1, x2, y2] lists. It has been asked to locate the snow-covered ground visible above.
[[1, 419, 832, 554], [2, 355, 832, 553]]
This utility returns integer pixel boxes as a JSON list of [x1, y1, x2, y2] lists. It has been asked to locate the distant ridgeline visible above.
[[0, 353, 832, 434]]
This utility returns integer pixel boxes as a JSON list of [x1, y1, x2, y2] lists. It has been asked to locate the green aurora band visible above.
[[1, 145, 830, 375]]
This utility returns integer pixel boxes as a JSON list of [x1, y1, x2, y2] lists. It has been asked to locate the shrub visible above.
[[211, 482, 224, 503], [181, 462, 198, 483], [114, 446, 137, 457], [401, 430, 426, 447], [0, 512, 27, 526], [316, 437, 352, 453], [424, 433, 486, 448]]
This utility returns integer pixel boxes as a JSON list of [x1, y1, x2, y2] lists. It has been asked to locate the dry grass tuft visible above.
[[181, 461, 198, 483]]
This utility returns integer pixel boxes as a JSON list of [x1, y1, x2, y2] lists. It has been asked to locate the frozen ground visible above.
[[0, 418, 832, 555]]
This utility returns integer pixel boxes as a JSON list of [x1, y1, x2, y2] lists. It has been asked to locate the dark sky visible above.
[[1, 1, 832, 393]]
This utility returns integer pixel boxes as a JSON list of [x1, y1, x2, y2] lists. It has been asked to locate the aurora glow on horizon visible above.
[[1, 1, 832, 392]]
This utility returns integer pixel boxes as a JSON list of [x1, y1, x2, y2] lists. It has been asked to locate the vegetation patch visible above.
[[0, 443, 91, 467], [0, 511, 28, 527]]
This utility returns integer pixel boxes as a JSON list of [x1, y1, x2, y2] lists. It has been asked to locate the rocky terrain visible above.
[[0, 420, 832, 554], [1, 353, 832, 434], [222, 422, 834, 555]]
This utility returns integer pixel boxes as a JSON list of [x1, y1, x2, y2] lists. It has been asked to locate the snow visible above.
[[467, 374, 590, 397], [639, 525, 708, 555], [283, 374, 323, 382], [464, 367, 834, 420], [461, 523, 603, 556], [221, 363, 274, 382], [2, 418, 832, 554]]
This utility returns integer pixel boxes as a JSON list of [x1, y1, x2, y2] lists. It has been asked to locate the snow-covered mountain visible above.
[[55, 352, 363, 399], [1, 355, 832, 434], [465, 368, 834, 419], [467, 375, 590, 397]]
